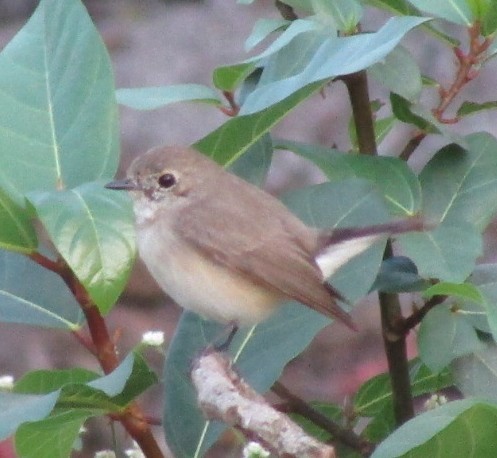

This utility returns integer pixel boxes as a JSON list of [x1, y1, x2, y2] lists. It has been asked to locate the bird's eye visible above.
[[158, 173, 176, 189]]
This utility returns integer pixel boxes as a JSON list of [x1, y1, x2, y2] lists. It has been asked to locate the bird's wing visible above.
[[176, 196, 354, 328]]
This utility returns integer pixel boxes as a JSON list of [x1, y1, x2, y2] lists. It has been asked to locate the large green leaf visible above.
[[0, 188, 37, 253], [453, 343, 497, 400], [116, 84, 221, 110], [28, 182, 136, 314], [163, 179, 393, 457], [356, 360, 453, 442], [0, 251, 83, 329], [369, 45, 422, 102], [194, 81, 324, 165], [16, 409, 93, 458], [354, 360, 453, 417], [468, 263, 497, 338], [418, 305, 485, 373], [418, 134, 497, 229], [371, 399, 497, 458], [13, 353, 156, 458], [407, 0, 474, 25], [400, 133, 497, 282], [227, 134, 273, 186], [245, 18, 289, 51], [0, 0, 118, 200], [274, 139, 421, 215], [240, 16, 428, 114], [0, 391, 60, 441]]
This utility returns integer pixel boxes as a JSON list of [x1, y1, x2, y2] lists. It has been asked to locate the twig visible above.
[[397, 295, 447, 335], [272, 382, 373, 456], [29, 251, 164, 458], [191, 350, 336, 458], [398, 131, 425, 161], [433, 22, 491, 123]]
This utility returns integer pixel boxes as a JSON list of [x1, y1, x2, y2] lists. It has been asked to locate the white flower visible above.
[[0, 375, 14, 390], [242, 441, 270, 458], [141, 330, 165, 347], [124, 441, 145, 458], [424, 393, 448, 410], [94, 451, 116, 458]]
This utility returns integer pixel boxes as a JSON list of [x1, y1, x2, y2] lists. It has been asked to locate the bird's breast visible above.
[[136, 223, 283, 325]]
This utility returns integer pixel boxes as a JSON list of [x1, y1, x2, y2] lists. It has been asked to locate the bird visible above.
[[105, 146, 424, 343]]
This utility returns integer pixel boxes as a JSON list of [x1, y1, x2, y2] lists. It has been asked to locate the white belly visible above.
[[137, 225, 282, 325]]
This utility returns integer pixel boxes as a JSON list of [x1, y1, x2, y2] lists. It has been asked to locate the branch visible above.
[[343, 70, 415, 425], [191, 350, 336, 458], [378, 256, 414, 425], [433, 22, 491, 123], [272, 382, 373, 456], [398, 131, 425, 161], [29, 251, 164, 458], [342, 71, 377, 155], [397, 295, 447, 335]]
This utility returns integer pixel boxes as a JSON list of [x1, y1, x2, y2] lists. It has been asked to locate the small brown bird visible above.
[[106, 146, 423, 334]]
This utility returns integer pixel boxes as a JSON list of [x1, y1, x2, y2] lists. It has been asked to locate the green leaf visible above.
[[28, 182, 136, 314], [311, 0, 363, 31], [453, 343, 497, 400], [407, 0, 474, 25], [357, 360, 453, 442], [274, 139, 422, 215], [369, 45, 422, 101], [457, 100, 497, 117], [371, 399, 497, 458], [468, 263, 497, 339], [481, 0, 497, 35], [244, 18, 324, 65], [15, 369, 98, 394], [354, 359, 453, 417], [15, 409, 92, 458], [0, 251, 83, 329], [0, 188, 37, 253], [370, 256, 430, 293], [164, 180, 393, 457], [17, 353, 156, 413], [418, 133, 497, 230], [365, 0, 460, 45], [0, 0, 118, 200], [423, 282, 485, 303], [365, 0, 420, 15], [116, 84, 221, 110], [0, 391, 60, 440], [390, 93, 438, 132], [418, 305, 485, 373], [240, 16, 428, 114], [245, 18, 289, 51], [399, 133, 497, 282], [291, 402, 343, 442], [212, 63, 256, 91], [227, 134, 273, 186], [195, 81, 324, 166]]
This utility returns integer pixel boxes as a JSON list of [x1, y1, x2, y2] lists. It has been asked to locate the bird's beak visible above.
[[105, 178, 139, 191]]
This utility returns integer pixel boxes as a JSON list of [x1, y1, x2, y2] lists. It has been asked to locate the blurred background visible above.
[[0, 1, 496, 456]]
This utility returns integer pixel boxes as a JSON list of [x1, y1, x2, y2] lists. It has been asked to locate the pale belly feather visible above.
[[137, 224, 282, 325]]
